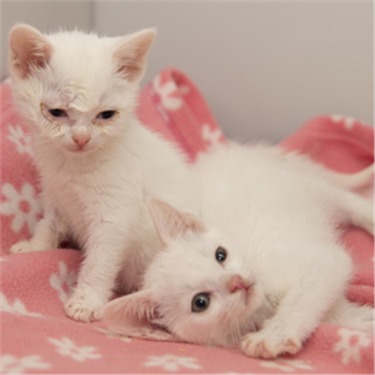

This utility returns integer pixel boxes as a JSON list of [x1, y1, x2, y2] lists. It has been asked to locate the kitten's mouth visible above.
[[228, 275, 254, 306], [74, 146, 89, 153], [66, 144, 91, 154], [242, 287, 252, 306], [240, 282, 258, 308]]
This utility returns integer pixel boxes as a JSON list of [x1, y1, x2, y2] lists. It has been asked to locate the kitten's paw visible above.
[[10, 240, 34, 254], [64, 289, 105, 322], [240, 330, 302, 359]]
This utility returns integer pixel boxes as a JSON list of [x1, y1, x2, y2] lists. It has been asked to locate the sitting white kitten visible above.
[[104, 143, 373, 358], [8, 24, 198, 322]]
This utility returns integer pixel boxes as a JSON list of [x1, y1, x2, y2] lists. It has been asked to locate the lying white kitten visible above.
[[8, 24, 198, 322], [104, 143, 373, 358]]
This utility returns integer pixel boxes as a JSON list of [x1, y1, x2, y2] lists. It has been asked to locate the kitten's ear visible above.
[[114, 28, 156, 82], [147, 199, 206, 245], [103, 290, 175, 342], [9, 24, 52, 79]]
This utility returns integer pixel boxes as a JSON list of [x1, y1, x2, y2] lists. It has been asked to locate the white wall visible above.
[[1, 1, 93, 80], [2, 2, 372, 142], [94, 1, 373, 142]]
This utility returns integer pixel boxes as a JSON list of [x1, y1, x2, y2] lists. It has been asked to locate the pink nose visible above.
[[227, 275, 251, 293], [72, 135, 90, 148]]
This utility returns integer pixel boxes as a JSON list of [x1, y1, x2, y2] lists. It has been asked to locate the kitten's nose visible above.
[[72, 134, 90, 148], [227, 275, 251, 293]]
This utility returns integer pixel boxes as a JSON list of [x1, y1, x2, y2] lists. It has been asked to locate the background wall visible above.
[[2, 2, 373, 142], [94, 1, 373, 141]]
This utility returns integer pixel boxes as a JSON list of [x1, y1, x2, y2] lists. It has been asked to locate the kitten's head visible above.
[[8, 24, 155, 154], [103, 199, 264, 347]]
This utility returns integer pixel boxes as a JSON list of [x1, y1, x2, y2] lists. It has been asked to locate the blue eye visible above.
[[191, 293, 210, 313], [215, 246, 227, 263], [49, 108, 67, 118], [96, 110, 117, 120]]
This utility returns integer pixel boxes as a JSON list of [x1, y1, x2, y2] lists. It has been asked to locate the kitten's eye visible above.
[[215, 246, 227, 263], [96, 110, 117, 120], [191, 293, 210, 313], [48, 108, 67, 118]]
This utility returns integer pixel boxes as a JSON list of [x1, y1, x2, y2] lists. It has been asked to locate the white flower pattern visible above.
[[144, 354, 201, 372], [201, 123, 223, 148], [48, 336, 102, 362], [7, 124, 33, 156], [330, 114, 356, 130], [0, 182, 42, 234], [1, 292, 43, 318], [1, 354, 50, 373], [49, 262, 77, 303], [153, 75, 183, 111], [333, 328, 371, 365]]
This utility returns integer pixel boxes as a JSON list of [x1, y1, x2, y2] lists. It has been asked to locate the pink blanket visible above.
[[1, 69, 373, 373]]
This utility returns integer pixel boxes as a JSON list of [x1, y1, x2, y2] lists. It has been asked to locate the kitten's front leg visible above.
[[10, 212, 65, 254], [64, 226, 127, 322], [240, 249, 351, 358]]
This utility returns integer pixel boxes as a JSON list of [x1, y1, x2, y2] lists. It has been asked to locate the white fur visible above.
[[9, 25, 373, 355], [8, 24, 198, 321], [104, 143, 373, 358]]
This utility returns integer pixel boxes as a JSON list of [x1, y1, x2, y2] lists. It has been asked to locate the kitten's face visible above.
[[144, 230, 264, 347], [32, 71, 131, 154], [9, 25, 155, 155], [103, 200, 265, 348]]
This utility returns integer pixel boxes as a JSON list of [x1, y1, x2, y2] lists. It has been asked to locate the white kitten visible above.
[[103, 143, 373, 358], [8, 24, 198, 322]]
